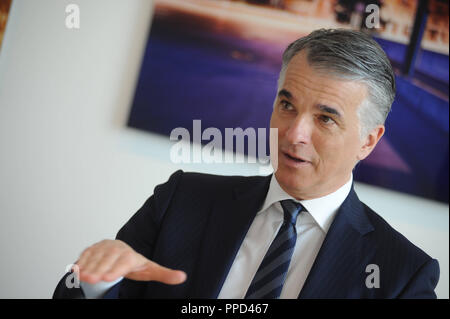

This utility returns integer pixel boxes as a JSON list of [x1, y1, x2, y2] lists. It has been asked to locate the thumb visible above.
[[126, 260, 187, 285]]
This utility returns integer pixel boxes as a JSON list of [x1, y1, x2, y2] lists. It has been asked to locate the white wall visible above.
[[0, 0, 447, 298]]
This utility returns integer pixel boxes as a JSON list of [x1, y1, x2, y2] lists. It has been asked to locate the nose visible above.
[[284, 114, 312, 145]]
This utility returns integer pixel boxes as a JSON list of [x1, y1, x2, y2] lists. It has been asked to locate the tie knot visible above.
[[280, 199, 304, 225]]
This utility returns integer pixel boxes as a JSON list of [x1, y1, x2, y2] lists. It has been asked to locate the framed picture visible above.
[[128, 0, 449, 203], [0, 0, 12, 51]]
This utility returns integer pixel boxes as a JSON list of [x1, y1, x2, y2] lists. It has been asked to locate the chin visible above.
[[274, 166, 312, 195]]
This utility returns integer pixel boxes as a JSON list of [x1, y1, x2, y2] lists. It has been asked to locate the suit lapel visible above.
[[189, 174, 272, 298], [298, 187, 376, 298]]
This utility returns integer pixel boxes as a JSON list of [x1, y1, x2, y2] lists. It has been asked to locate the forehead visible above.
[[282, 51, 368, 114]]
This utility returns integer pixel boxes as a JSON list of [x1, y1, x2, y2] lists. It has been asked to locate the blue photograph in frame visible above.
[[128, 0, 449, 203]]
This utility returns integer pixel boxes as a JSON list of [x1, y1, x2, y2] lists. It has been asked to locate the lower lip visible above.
[[281, 152, 311, 168]]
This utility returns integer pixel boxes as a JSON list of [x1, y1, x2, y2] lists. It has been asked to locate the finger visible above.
[[87, 252, 122, 278], [75, 249, 93, 269], [102, 252, 140, 282], [126, 260, 187, 285], [76, 240, 124, 270], [79, 252, 109, 283], [80, 251, 105, 273]]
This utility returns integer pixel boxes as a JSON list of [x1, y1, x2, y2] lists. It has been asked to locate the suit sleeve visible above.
[[398, 258, 440, 299], [109, 169, 184, 298], [52, 271, 85, 299], [115, 169, 184, 255], [52, 170, 184, 299]]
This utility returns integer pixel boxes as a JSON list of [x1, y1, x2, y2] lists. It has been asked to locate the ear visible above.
[[357, 125, 385, 161]]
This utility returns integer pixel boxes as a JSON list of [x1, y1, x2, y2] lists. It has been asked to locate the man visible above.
[[53, 29, 440, 299]]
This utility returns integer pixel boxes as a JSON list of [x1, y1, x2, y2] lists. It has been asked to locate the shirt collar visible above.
[[258, 174, 353, 233]]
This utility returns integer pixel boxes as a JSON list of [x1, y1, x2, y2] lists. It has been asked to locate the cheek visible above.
[[315, 132, 361, 170], [312, 132, 347, 165], [269, 113, 277, 131], [313, 135, 334, 155], [271, 114, 288, 139]]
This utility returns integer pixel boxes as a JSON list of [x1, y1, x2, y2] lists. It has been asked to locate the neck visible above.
[[275, 173, 353, 201]]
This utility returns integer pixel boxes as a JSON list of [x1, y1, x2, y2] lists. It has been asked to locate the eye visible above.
[[318, 115, 336, 125], [280, 100, 293, 111]]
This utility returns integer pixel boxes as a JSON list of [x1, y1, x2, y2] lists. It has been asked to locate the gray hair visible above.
[[278, 29, 396, 139]]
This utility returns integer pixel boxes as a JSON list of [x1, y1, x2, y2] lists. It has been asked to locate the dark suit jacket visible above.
[[53, 169, 440, 299]]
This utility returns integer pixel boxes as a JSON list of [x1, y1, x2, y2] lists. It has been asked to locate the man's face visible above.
[[270, 51, 382, 199]]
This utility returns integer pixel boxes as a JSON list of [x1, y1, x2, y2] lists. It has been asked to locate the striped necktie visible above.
[[245, 199, 304, 299]]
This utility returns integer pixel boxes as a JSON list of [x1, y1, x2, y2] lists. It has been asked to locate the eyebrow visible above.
[[278, 89, 293, 100], [279, 89, 342, 118], [317, 104, 342, 118]]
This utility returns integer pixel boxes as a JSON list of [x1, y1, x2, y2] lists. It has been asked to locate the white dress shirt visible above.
[[218, 174, 353, 298], [81, 174, 352, 298]]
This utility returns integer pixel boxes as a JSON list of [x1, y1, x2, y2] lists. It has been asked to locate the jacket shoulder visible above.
[[362, 203, 432, 273], [359, 201, 439, 297], [173, 169, 269, 197], [361, 202, 433, 263]]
